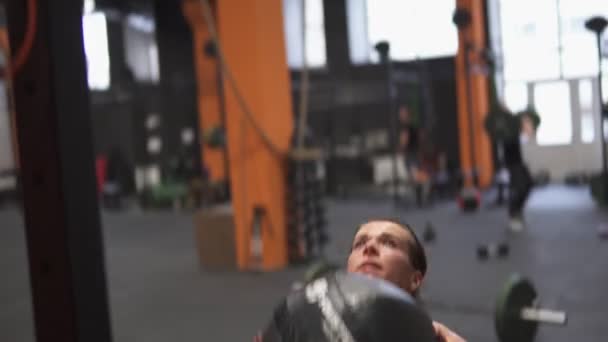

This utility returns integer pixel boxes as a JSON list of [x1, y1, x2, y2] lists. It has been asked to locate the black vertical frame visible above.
[[6, 0, 113, 341]]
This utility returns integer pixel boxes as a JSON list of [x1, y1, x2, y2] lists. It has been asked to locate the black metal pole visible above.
[[597, 33, 607, 177], [387, 58, 399, 206], [584, 17, 608, 202], [7, 1, 113, 341], [375, 42, 399, 206], [585, 17, 608, 179]]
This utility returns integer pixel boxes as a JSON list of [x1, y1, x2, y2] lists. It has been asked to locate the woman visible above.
[[255, 219, 466, 342], [347, 219, 465, 342]]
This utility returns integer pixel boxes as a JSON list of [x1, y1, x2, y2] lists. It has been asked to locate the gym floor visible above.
[[1, 184, 607, 341]]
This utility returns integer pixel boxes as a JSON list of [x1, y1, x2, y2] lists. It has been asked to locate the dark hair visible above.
[[357, 218, 427, 277]]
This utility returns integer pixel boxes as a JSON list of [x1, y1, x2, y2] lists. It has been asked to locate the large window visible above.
[[603, 64, 608, 104], [500, 0, 561, 82], [124, 14, 160, 83], [534, 81, 572, 145], [559, 0, 604, 78], [499, 0, 608, 82], [84, 0, 95, 13], [82, 12, 110, 90], [497, 1, 608, 147], [283, 0, 327, 69], [579, 80, 595, 143], [347, 0, 458, 64], [503, 82, 528, 113]]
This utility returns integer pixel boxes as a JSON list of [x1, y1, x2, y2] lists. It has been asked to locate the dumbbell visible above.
[[458, 187, 481, 212], [422, 222, 436, 243], [477, 242, 509, 260]]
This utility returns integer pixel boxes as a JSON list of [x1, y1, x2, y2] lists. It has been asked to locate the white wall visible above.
[[523, 142, 602, 180]]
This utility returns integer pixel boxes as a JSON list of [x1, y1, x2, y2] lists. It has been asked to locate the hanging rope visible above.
[[198, 0, 285, 158], [10, 0, 37, 77]]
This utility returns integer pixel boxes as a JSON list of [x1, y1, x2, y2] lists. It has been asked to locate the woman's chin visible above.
[[356, 268, 383, 279]]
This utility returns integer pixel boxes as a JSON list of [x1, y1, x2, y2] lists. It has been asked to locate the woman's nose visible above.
[[362, 240, 379, 255]]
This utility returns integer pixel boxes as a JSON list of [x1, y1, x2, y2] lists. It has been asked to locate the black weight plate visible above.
[[495, 274, 538, 342], [485, 110, 520, 141]]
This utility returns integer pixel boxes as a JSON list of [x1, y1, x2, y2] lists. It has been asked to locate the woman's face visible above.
[[347, 221, 423, 294]]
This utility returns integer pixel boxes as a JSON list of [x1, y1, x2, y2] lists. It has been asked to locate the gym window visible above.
[[347, 0, 458, 64], [579, 80, 595, 144], [495, 1, 608, 146], [603, 67, 608, 104], [533, 81, 572, 146], [283, 0, 327, 69], [503, 82, 528, 114], [498, 0, 608, 82], [82, 11, 111, 90], [124, 14, 160, 83], [84, 0, 95, 13]]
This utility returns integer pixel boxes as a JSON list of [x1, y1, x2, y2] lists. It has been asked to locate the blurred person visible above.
[[398, 106, 433, 206], [503, 112, 536, 232], [398, 105, 420, 174]]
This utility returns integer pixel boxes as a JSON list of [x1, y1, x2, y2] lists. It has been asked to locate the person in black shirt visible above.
[[397, 106, 430, 206], [503, 114, 536, 232], [398, 105, 419, 168]]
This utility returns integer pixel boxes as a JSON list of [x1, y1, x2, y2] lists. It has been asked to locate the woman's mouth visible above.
[[357, 261, 382, 274]]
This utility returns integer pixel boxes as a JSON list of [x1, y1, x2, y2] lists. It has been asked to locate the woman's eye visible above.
[[353, 240, 364, 249], [382, 239, 397, 248]]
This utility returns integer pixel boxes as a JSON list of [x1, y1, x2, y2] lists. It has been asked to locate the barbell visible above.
[[497, 274, 567, 341], [423, 273, 567, 342]]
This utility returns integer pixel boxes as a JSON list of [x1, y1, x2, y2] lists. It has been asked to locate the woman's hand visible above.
[[433, 321, 466, 342], [254, 320, 465, 341]]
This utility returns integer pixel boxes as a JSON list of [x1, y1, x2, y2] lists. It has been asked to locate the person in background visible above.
[[397, 106, 432, 206], [503, 113, 535, 232], [397, 105, 420, 175]]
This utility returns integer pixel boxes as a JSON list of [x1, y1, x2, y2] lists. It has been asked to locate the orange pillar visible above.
[[455, 0, 493, 188], [185, 0, 293, 270], [183, 3, 226, 182]]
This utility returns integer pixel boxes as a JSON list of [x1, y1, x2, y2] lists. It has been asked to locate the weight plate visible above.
[[495, 274, 538, 342], [485, 109, 520, 141], [304, 260, 339, 284]]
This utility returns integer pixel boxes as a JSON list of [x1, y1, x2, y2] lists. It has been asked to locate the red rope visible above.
[[10, 0, 37, 77]]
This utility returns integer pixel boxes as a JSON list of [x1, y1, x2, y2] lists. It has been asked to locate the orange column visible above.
[[455, 0, 493, 188], [187, 0, 294, 270], [218, 0, 293, 270], [183, 2, 226, 182]]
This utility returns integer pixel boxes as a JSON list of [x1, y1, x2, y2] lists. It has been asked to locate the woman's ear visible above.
[[409, 271, 424, 293]]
